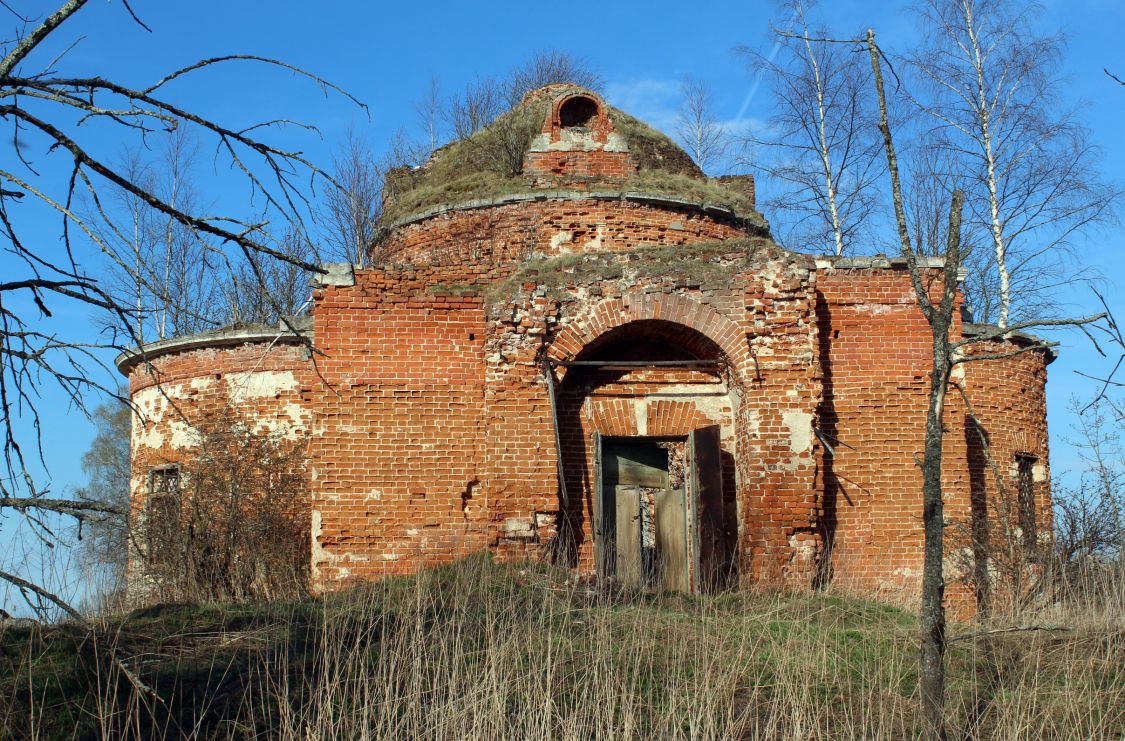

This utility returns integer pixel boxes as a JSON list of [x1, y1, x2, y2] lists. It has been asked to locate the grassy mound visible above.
[[2, 557, 1122, 739], [380, 94, 758, 226]]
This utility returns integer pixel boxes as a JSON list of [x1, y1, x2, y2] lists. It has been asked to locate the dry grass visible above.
[[484, 238, 788, 304], [379, 98, 757, 226], [1, 556, 1122, 739]]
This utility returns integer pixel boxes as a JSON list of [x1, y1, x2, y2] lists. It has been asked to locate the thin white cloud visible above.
[[603, 78, 681, 133]]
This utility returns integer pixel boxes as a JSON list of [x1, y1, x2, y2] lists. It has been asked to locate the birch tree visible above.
[[320, 130, 383, 267], [743, 0, 882, 255], [912, 0, 1115, 327], [674, 78, 729, 174], [865, 26, 1105, 738]]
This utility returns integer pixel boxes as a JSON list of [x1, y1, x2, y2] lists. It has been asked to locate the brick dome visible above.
[[379, 85, 763, 234]]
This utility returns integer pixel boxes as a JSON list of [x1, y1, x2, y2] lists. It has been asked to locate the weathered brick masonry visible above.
[[120, 85, 1052, 612]]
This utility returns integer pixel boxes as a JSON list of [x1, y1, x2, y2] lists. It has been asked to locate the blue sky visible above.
[[2, 0, 1124, 603]]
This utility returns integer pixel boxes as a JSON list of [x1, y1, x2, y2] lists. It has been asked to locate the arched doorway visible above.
[[552, 319, 738, 592]]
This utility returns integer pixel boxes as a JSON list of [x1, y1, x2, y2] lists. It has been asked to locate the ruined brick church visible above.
[[119, 85, 1051, 610]]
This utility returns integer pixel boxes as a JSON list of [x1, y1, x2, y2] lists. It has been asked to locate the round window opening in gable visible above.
[[559, 95, 599, 130]]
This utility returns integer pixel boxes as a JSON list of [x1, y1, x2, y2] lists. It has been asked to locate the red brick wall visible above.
[[124, 210, 1052, 618], [308, 266, 493, 582], [495, 252, 824, 583], [128, 340, 315, 477], [953, 339, 1052, 612], [303, 246, 831, 589], [523, 151, 634, 181], [378, 199, 751, 266], [813, 268, 1051, 613], [124, 339, 315, 594], [522, 90, 635, 182]]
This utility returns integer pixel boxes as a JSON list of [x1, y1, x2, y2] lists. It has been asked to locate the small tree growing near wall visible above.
[[135, 402, 310, 603]]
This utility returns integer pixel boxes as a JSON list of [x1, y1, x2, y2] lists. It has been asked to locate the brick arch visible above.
[[546, 90, 612, 141], [547, 293, 750, 384]]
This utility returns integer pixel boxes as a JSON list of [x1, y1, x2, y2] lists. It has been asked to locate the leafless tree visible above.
[[88, 128, 225, 343], [506, 49, 602, 102], [222, 227, 315, 324], [135, 399, 310, 603], [447, 74, 505, 140], [446, 50, 602, 140], [911, 0, 1116, 328], [0, 0, 360, 622], [864, 27, 1105, 738], [320, 130, 383, 266], [1058, 397, 1124, 560], [743, 0, 882, 255], [674, 78, 730, 175], [414, 76, 444, 156], [72, 393, 131, 606]]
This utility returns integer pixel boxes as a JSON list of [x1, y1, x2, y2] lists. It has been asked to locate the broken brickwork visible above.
[[119, 327, 316, 594], [379, 196, 756, 266], [120, 85, 1053, 614]]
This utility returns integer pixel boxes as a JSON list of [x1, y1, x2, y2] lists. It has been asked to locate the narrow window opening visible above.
[[559, 96, 598, 129], [1016, 454, 1037, 551], [146, 465, 181, 568]]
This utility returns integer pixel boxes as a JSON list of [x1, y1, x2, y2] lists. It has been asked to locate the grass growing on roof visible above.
[[484, 237, 789, 303], [380, 98, 760, 226]]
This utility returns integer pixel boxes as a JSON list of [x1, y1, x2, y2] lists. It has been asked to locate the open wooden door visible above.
[[687, 425, 724, 594]]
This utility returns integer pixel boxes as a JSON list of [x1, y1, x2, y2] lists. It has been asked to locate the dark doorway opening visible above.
[[559, 95, 598, 129], [595, 426, 725, 593]]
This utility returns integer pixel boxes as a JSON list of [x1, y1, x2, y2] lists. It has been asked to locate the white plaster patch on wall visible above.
[[634, 399, 647, 435], [550, 231, 574, 252], [310, 510, 338, 578], [132, 387, 172, 449], [760, 261, 781, 288], [226, 370, 298, 403], [252, 416, 303, 440], [783, 411, 814, 453], [133, 421, 165, 450], [189, 376, 216, 391], [649, 383, 730, 430], [168, 420, 199, 450], [943, 550, 974, 580], [1032, 462, 1047, 483], [744, 408, 761, 436], [859, 303, 905, 315], [282, 401, 311, 427], [132, 385, 168, 418], [583, 225, 605, 251]]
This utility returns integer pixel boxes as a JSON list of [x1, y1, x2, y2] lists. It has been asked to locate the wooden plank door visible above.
[[653, 487, 689, 592], [688, 425, 724, 593]]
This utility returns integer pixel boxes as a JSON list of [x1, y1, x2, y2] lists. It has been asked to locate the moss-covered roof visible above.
[[380, 85, 763, 228]]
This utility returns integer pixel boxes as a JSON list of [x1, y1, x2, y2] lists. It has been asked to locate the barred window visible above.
[[1016, 454, 1037, 550], [146, 465, 181, 566]]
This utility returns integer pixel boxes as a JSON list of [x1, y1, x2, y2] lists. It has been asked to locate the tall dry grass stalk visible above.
[[238, 557, 1125, 739], [2, 556, 1122, 739]]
